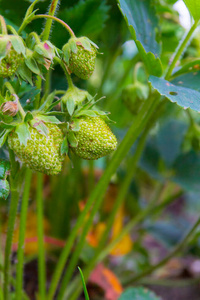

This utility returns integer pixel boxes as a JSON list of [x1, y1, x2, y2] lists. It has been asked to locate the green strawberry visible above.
[[0, 35, 25, 77], [8, 123, 64, 175], [62, 37, 98, 80], [122, 82, 149, 115], [71, 116, 117, 160]]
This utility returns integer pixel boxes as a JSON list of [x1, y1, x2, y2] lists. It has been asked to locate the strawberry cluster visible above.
[[0, 14, 117, 176]]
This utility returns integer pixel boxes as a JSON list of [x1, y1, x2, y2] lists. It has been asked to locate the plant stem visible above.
[[48, 95, 159, 300], [15, 168, 32, 300], [125, 216, 200, 285], [67, 188, 183, 300], [55, 57, 74, 88], [33, 14, 75, 38], [36, 172, 46, 300], [3, 176, 20, 299], [6, 25, 18, 36], [165, 20, 199, 80], [42, 0, 60, 41], [0, 16, 7, 35]]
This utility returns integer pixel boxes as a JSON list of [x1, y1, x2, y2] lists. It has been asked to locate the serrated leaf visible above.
[[0, 159, 10, 179], [15, 123, 30, 146], [67, 98, 75, 116], [0, 179, 10, 200], [119, 287, 161, 300], [149, 75, 200, 112], [183, 0, 200, 21], [118, 0, 162, 76], [68, 131, 78, 148], [61, 136, 68, 155], [25, 57, 40, 75]]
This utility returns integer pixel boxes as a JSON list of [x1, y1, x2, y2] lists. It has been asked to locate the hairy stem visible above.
[[42, 0, 60, 41], [15, 168, 32, 300], [33, 14, 75, 38], [0, 15, 7, 35]]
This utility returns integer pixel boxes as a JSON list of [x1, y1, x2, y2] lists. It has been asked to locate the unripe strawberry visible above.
[[62, 37, 98, 80], [122, 82, 149, 115], [8, 123, 64, 175], [0, 35, 25, 77], [71, 116, 117, 160], [61, 86, 91, 110]]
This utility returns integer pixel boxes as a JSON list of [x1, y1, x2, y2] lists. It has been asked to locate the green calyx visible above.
[[62, 36, 98, 80], [122, 82, 149, 115], [61, 86, 92, 113], [0, 35, 25, 77], [69, 116, 117, 160], [33, 40, 56, 70]]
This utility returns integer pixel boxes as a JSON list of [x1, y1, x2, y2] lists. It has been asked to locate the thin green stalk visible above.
[[3, 181, 20, 299], [165, 20, 199, 80], [36, 172, 46, 300], [125, 216, 200, 285], [33, 15, 75, 38], [42, 0, 60, 41], [15, 168, 32, 300], [48, 95, 160, 300], [88, 160, 95, 192]]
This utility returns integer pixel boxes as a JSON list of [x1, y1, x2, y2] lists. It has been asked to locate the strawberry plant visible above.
[[0, 0, 200, 299]]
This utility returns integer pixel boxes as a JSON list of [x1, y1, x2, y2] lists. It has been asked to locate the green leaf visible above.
[[70, 119, 80, 132], [156, 119, 188, 166], [67, 98, 75, 116], [57, 0, 110, 41], [10, 36, 25, 56], [15, 123, 30, 146], [172, 72, 200, 92], [68, 131, 78, 148], [25, 57, 40, 75], [118, 0, 162, 76], [0, 159, 10, 179], [78, 267, 90, 300], [36, 115, 60, 124], [183, 0, 200, 21], [39, 91, 56, 112], [0, 130, 11, 147], [75, 110, 97, 117], [0, 179, 10, 200], [17, 62, 33, 85], [119, 287, 161, 300], [149, 75, 200, 112], [61, 136, 68, 155], [24, 111, 34, 123], [172, 59, 200, 78]]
